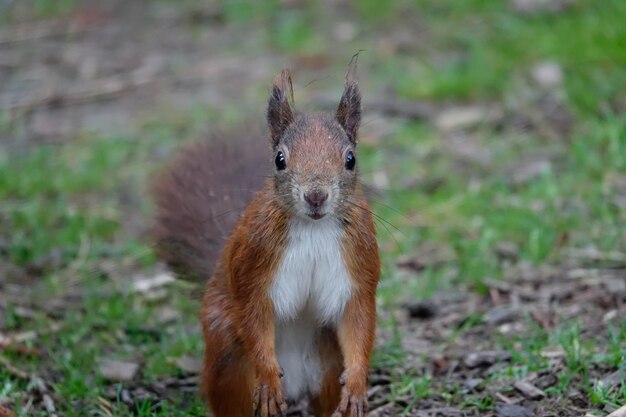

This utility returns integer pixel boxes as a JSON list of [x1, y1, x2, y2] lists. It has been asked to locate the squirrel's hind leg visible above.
[[200, 287, 254, 417], [310, 329, 344, 417], [202, 352, 253, 417], [200, 345, 254, 417]]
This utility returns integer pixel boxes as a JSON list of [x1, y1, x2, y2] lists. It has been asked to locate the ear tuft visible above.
[[336, 80, 361, 145], [267, 69, 295, 147], [336, 52, 362, 144]]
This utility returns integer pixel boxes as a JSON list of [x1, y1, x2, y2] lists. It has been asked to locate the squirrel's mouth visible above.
[[307, 212, 326, 220]]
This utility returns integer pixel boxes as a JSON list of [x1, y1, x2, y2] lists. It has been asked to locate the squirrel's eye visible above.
[[275, 151, 286, 170], [345, 151, 356, 171]]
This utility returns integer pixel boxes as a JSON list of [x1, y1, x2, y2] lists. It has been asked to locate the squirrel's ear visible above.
[[267, 69, 295, 147], [336, 80, 361, 145]]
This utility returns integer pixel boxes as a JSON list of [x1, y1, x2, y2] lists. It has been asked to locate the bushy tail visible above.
[[152, 128, 268, 282]]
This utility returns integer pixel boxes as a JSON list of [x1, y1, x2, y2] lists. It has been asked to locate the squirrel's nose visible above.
[[304, 190, 328, 209]]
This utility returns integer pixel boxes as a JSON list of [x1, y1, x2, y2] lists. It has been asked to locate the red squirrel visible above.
[[153, 68, 380, 417]]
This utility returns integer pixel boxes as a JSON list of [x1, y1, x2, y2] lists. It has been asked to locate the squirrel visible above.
[[153, 68, 380, 417]]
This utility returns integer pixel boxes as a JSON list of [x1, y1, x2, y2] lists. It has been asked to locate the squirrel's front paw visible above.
[[253, 383, 287, 417], [331, 386, 367, 417]]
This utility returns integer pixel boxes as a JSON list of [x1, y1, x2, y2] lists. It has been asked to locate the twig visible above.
[[0, 20, 88, 45], [607, 404, 626, 417], [562, 247, 626, 266], [19, 396, 33, 416], [64, 233, 92, 287], [0, 355, 30, 379], [1, 56, 253, 117], [0, 322, 63, 345], [367, 385, 385, 399], [368, 402, 395, 417], [494, 392, 516, 404], [42, 395, 57, 415], [0, 341, 41, 356], [424, 408, 464, 416], [1, 74, 163, 114], [96, 396, 114, 417], [514, 380, 546, 400], [489, 287, 502, 305]]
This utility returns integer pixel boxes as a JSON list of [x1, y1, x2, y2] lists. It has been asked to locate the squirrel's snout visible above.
[[304, 190, 329, 209]]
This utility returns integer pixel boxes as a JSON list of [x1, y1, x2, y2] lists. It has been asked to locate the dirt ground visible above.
[[1, 1, 625, 416]]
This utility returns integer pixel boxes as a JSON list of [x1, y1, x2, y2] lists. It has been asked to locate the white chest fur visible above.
[[269, 217, 352, 400]]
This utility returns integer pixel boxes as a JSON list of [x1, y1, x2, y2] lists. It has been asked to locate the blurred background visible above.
[[1, 1, 625, 416]]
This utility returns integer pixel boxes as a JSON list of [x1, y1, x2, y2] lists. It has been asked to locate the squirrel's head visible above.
[[267, 69, 361, 221]]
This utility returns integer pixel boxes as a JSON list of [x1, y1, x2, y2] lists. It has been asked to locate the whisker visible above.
[[347, 201, 403, 234], [346, 201, 404, 247], [197, 206, 248, 225], [373, 216, 400, 247], [360, 188, 410, 221]]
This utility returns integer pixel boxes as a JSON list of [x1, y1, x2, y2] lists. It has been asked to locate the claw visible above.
[[332, 385, 368, 417], [253, 386, 260, 411], [261, 385, 269, 417], [252, 383, 286, 417], [268, 397, 278, 417], [339, 371, 347, 385], [279, 400, 288, 416]]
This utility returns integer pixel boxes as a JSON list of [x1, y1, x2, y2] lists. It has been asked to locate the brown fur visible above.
[[311, 329, 344, 417], [153, 69, 380, 417], [152, 129, 269, 282], [334, 188, 380, 416], [199, 183, 378, 417]]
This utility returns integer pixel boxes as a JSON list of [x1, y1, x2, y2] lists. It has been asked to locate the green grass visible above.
[[1, 0, 625, 415], [390, 0, 626, 113], [0, 0, 78, 22]]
